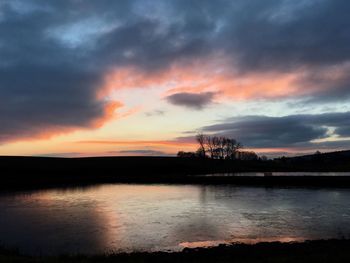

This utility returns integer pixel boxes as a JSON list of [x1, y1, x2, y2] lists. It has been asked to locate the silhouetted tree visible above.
[[211, 136, 221, 159], [205, 135, 215, 158], [224, 138, 242, 159], [217, 136, 227, 159], [196, 133, 206, 158], [195, 133, 244, 159], [237, 151, 258, 161], [260, 155, 268, 161], [196, 147, 206, 158], [178, 133, 257, 160], [177, 151, 196, 158]]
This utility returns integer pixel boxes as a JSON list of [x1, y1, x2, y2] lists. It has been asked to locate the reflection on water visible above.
[[0, 184, 350, 255], [180, 236, 305, 249]]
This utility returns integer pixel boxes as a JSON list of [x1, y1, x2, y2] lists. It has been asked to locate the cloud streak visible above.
[[166, 92, 215, 109], [198, 111, 350, 149], [76, 139, 196, 148]]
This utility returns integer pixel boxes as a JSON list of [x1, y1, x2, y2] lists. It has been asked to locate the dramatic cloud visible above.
[[1, 0, 350, 143], [199, 112, 350, 149], [0, 1, 121, 142], [100, 0, 350, 103], [0, 64, 121, 142], [166, 92, 215, 109]]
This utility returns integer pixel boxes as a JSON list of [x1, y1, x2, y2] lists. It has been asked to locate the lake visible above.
[[1, 183, 350, 255]]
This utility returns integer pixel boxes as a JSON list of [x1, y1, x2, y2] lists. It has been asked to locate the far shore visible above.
[[1, 239, 350, 262], [1, 155, 350, 190]]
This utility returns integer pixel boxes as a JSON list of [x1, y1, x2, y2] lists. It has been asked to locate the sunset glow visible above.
[[1, 0, 350, 157]]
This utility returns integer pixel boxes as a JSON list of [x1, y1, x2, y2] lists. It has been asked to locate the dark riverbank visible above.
[[1, 155, 350, 189], [1, 239, 350, 262]]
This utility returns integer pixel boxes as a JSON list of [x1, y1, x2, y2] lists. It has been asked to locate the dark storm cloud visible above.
[[223, 0, 350, 70], [166, 92, 215, 109], [0, 1, 115, 142], [199, 112, 350, 148], [1, 0, 350, 142]]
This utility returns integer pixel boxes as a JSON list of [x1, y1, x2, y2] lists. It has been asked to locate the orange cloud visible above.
[[90, 101, 123, 128], [1, 100, 123, 144], [118, 105, 143, 119], [99, 58, 303, 102]]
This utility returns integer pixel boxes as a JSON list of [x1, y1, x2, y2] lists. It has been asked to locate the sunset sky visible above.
[[1, 0, 350, 157]]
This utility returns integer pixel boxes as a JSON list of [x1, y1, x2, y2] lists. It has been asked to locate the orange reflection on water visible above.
[[180, 237, 306, 249]]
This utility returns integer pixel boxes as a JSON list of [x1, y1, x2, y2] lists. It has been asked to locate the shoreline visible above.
[[2, 156, 350, 190], [3, 176, 350, 192], [1, 239, 350, 262]]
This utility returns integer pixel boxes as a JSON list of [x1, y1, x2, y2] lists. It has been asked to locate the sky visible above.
[[1, 0, 350, 157]]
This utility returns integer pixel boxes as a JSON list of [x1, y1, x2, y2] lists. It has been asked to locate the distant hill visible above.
[[1, 152, 350, 189], [293, 149, 350, 159], [276, 150, 350, 164]]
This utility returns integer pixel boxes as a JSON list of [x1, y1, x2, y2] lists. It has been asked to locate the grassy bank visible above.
[[1, 239, 350, 262]]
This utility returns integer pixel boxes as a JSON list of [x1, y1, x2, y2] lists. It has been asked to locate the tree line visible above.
[[177, 133, 259, 160]]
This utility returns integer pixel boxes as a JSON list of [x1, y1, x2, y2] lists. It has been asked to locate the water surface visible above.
[[1, 184, 350, 255]]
